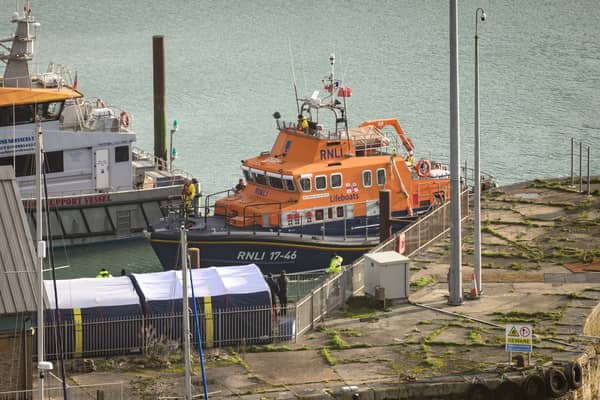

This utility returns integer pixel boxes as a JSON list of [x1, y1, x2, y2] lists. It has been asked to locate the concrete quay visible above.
[[68, 178, 600, 399]]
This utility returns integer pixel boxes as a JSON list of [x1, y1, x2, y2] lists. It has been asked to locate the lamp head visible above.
[[481, 11, 486, 21]]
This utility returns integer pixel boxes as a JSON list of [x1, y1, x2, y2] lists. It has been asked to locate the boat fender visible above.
[[565, 361, 583, 389], [494, 380, 524, 400], [395, 232, 406, 254], [120, 111, 131, 128], [521, 374, 546, 400], [545, 367, 569, 398], [465, 382, 492, 400], [415, 159, 431, 177]]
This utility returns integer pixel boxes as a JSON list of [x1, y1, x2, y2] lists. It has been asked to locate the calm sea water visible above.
[[3, 1, 598, 278]]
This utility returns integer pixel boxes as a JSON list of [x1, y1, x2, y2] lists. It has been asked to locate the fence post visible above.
[[571, 137, 574, 186], [310, 290, 315, 330], [96, 390, 105, 400], [587, 146, 591, 195], [579, 141, 583, 193]]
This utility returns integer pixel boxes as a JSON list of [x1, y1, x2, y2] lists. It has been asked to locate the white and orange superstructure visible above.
[[150, 54, 450, 273]]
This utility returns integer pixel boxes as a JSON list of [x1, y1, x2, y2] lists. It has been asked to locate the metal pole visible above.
[[587, 146, 591, 195], [449, 0, 463, 306], [181, 226, 193, 400], [570, 137, 574, 186], [579, 142, 583, 192], [474, 8, 485, 296], [36, 121, 46, 400], [169, 129, 173, 172]]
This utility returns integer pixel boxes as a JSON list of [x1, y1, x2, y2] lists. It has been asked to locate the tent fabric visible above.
[[44, 276, 141, 309], [131, 264, 269, 301]]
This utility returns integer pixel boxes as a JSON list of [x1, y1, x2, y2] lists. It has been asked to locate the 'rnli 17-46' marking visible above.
[[237, 250, 297, 261]]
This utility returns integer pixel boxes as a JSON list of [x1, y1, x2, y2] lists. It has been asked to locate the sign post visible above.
[[505, 324, 533, 365]]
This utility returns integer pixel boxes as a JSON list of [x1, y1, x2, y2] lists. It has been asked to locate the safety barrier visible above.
[[0, 381, 124, 400], [292, 189, 470, 334], [41, 305, 296, 360]]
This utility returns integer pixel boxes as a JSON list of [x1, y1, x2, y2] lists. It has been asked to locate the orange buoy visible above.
[[415, 159, 431, 177]]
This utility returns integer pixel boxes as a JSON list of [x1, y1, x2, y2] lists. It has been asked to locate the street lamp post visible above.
[[474, 7, 486, 296], [169, 120, 178, 171]]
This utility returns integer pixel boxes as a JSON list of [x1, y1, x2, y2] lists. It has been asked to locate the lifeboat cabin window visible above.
[[299, 176, 311, 192], [315, 209, 324, 221], [315, 175, 327, 191], [243, 169, 254, 184], [115, 145, 129, 163], [284, 177, 295, 192], [376, 168, 386, 186], [337, 206, 344, 217], [362, 170, 372, 188], [268, 174, 284, 190], [330, 173, 342, 189], [254, 171, 267, 186]]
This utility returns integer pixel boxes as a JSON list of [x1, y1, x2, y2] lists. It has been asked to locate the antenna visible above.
[[287, 38, 300, 114]]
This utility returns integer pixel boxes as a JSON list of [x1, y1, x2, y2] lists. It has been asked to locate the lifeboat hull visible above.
[[150, 230, 384, 275]]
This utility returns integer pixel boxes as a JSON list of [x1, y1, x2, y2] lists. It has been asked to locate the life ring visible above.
[[494, 380, 523, 400], [415, 159, 431, 177], [545, 368, 568, 398], [96, 99, 105, 108], [521, 374, 546, 400], [565, 361, 583, 389], [120, 111, 130, 128]]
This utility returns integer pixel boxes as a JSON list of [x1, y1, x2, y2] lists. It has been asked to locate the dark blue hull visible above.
[[149, 210, 419, 274], [150, 231, 377, 275]]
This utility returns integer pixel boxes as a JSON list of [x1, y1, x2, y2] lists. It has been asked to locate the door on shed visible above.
[[95, 148, 110, 190]]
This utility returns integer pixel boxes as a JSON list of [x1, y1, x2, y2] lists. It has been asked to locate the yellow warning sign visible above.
[[505, 324, 533, 352]]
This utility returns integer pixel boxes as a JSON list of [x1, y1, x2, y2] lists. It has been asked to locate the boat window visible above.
[[362, 170, 372, 188], [115, 145, 129, 163], [45, 151, 64, 173], [0, 104, 33, 125], [299, 176, 311, 192], [315, 209, 324, 221], [327, 208, 333, 219], [36, 102, 62, 121], [330, 173, 342, 189], [0, 150, 63, 176], [376, 168, 386, 186], [243, 169, 254, 183], [284, 177, 295, 192], [254, 171, 267, 185], [268, 176, 284, 190], [336, 206, 344, 217], [315, 175, 327, 190], [0, 102, 63, 127]]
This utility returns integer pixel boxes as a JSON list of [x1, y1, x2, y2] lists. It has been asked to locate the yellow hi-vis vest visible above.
[[327, 256, 343, 273]]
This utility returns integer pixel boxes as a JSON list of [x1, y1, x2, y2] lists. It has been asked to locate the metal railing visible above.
[[292, 189, 470, 334], [40, 305, 297, 360], [0, 381, 124, 400]]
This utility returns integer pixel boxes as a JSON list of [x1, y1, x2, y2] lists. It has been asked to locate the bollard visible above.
[[188, 248, 200, 268], [379, 190, 391, 242]]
